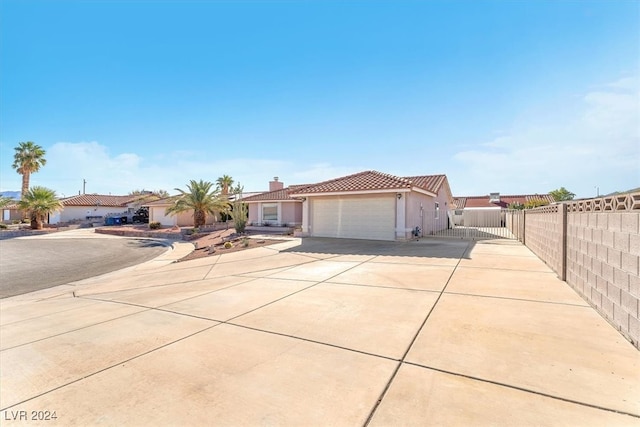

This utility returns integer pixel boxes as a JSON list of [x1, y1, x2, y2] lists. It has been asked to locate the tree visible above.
[[17, 186, 63, 230], [524, 198, 549, 209], [549, 187, 575, 202], [128, 189, 170, 205], [0, 196, 14, 209], [12, 142, 47, 199], [230, 184, 248, 233], [165, 180, 228, 228], [216, 175, 234, 197]]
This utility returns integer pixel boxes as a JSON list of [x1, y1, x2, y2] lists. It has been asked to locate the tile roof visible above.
[[291, 171, 447, 195], [403, 175, 448, 195], [61, 194, 138, 207], [454, 194, 555, 209], [241, 185, 312, 202]]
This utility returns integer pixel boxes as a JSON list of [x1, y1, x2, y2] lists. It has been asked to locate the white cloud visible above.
[[452, 74, 640, 198], [14, 141, 361, 197]]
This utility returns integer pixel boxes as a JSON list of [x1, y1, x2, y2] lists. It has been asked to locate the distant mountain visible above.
[[0, 191, 20, 200]]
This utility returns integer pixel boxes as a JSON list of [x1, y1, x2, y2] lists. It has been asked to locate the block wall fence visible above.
[[507, 192, 640, 349]]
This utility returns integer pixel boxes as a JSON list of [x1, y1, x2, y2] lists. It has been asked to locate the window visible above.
[[262, 204, 278, 222], [435, 202, 440, 219]]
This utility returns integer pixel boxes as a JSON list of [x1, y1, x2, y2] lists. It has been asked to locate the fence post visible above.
[[559, 203, 567, 281], [523, 210, 527, 243]]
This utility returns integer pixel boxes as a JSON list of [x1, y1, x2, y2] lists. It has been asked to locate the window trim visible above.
[[262, 203, 278, 222]]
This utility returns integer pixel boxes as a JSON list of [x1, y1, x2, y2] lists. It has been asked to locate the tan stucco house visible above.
[[292, 171, 453, 241], [241, 178, 308, 228], [244, 171, 453, 241]]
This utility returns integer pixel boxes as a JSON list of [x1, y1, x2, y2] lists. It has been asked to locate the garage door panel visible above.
[[312, 197, 395, 241]]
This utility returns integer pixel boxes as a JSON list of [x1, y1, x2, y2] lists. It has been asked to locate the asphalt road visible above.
[[0, 236, 168, 298]]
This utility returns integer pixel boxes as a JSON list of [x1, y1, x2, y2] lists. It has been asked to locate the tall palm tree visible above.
[[17, 186, 63, 230], [12, 142, 47, 199], [216, 175, 234, 197], [165, 180, 228, 228]]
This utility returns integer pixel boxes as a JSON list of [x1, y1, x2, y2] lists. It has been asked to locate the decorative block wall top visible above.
[[565, 192, 640, 213]]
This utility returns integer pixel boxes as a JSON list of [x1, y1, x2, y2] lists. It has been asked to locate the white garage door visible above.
[[312, 196, 396, 241]]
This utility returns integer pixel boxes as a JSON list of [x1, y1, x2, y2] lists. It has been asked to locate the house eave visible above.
[[290, 189, 411, 198], [243, 199, 302, 204], [411, 187, 438, 198]]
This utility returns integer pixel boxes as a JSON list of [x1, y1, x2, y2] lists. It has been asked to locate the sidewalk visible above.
[[1, 237, 638, 425]]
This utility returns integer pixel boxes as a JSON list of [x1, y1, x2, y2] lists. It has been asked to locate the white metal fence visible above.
[[415, 209, 521, 240]]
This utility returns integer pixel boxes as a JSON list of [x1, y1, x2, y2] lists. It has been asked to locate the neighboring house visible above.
[[49, 194, 141, 224], [2, 202, 22, 222], [452, 193, 555, 226], [241, 178, 308, 227], [145, 196, 229, 227], [290, 170, 453, 241], [145, 197, 192, 227]]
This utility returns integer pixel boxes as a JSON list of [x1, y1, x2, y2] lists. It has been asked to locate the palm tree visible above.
[[17, 186, 63, 230], [12, 142, 47, 199], [165, 180, 228, 228], [216, 175, 234, 197], [128, 189, 170, 205]]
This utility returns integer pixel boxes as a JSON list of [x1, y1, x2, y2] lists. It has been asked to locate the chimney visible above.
[[269, 176, 284, 192]]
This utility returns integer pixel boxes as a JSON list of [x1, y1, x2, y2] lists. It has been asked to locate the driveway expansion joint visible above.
[[363, 241, 472, 426], [403, 362, 640, 419]]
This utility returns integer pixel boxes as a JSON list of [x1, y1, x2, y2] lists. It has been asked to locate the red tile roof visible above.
[[291, 171, 447, 195], [61, 194, 137, 207], [241, 185, 312, 202], [454, 194, 555, 209]]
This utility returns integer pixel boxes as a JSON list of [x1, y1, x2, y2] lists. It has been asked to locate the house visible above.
[[289, 170, 453, 241], [452, 193, 555, 226], [2, 202, 22, 223], [145, 196, 231, 227], [145, 197, 191, 227], [49, 194, 141, 224], [241, 178, 308, 228]]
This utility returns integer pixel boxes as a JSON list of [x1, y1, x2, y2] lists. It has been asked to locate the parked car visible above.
[[132, 207, 149, 223]]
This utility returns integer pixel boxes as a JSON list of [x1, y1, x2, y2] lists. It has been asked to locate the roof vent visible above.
[[489, 192, 500, 203]]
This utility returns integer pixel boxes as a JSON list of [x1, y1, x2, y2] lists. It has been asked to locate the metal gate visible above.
[[414, 209, 523, 240]]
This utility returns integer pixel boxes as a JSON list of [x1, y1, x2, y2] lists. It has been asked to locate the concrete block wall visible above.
[[566, 212, 640, 348], [523, 206, 564, 277], [516, 192, 640, 349]]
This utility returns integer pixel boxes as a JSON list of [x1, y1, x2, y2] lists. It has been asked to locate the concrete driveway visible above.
[[1, 237, 638, 425]]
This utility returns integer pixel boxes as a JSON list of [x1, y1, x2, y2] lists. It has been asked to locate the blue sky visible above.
[[1, 0, 638, 199]]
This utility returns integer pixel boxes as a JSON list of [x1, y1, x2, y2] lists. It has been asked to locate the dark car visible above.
[[132, 207, 149, 223]]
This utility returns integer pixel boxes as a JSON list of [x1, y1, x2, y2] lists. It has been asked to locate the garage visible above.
[[311, 196, 396, 241]]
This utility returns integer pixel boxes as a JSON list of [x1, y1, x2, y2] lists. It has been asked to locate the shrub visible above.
[[0, 223, 7, 229], [242, 237, 250, 248], [524, 199, 549, 209], [149, 221, 161, 229], [224, 241, 233, 249]]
